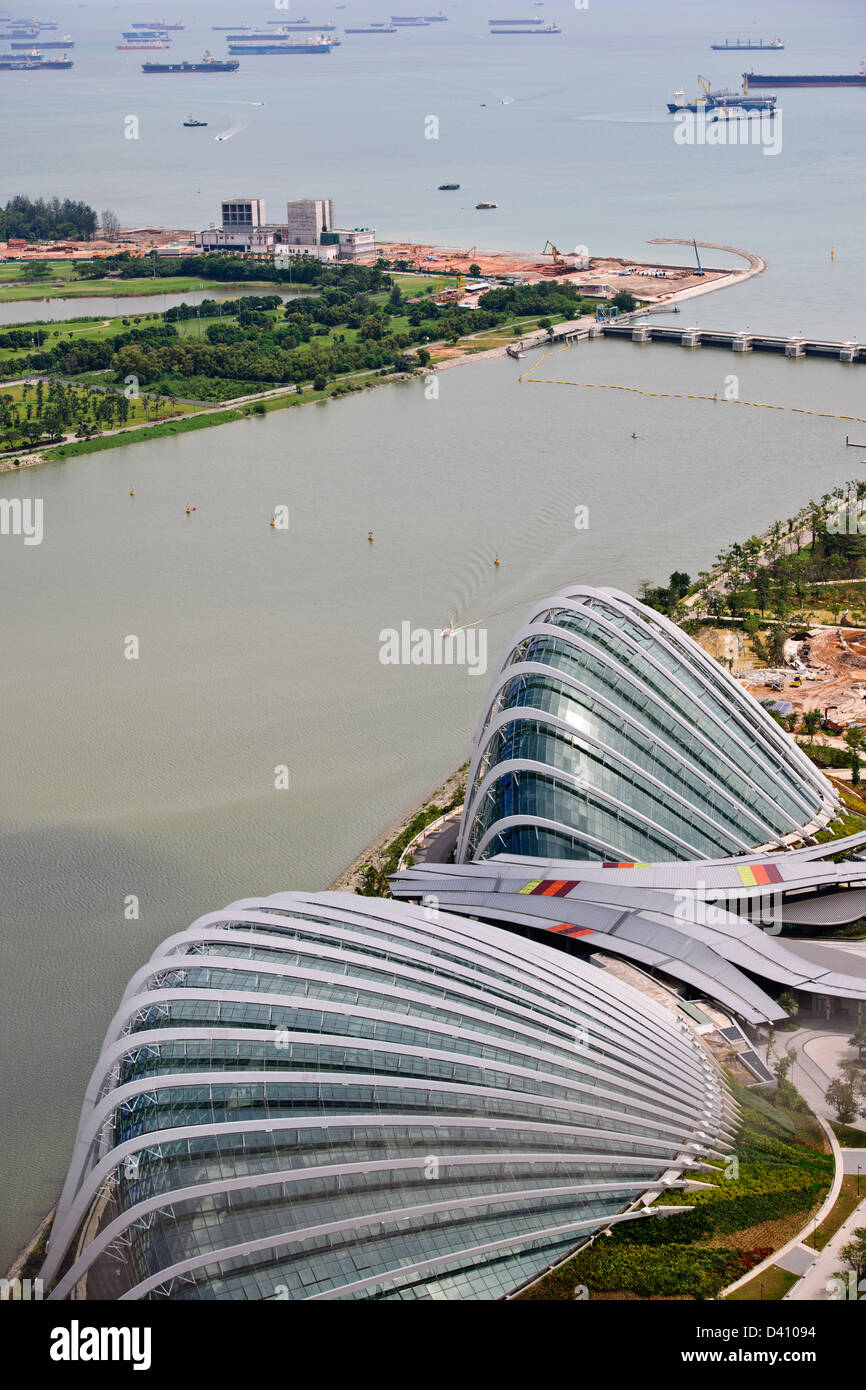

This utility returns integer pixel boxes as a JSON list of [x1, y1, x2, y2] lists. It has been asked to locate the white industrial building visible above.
[[195, 197, 376, 264]]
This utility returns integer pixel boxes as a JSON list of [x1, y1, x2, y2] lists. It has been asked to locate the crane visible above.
[[693, 238, 704, 277], [697, 74, 713, 96]]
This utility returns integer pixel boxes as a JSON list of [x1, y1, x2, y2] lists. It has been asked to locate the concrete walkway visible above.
[[786, 1187, 866, 1299]]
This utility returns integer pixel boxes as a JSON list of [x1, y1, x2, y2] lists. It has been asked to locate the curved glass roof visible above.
[[43, 893, 731, 1302], [458, 587, 836, 865]]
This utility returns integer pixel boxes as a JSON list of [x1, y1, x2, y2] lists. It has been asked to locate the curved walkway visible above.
[[720, 1114, 843, 1299]]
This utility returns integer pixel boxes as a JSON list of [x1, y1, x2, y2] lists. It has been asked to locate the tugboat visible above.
[[476, 201, 497, 209], [183, 113, 208, 126]]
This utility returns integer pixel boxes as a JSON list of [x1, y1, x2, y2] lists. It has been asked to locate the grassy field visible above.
[[0, 312, 169, 367], [0, 380, 201, 441], [804, 1175, 865, 1250], [390, 272, 459, 296], [725, 1265, 798, 1301]]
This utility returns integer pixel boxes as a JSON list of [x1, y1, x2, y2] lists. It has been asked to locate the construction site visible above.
[[377, 238, 730, 299], [743, 625, 866, 731]]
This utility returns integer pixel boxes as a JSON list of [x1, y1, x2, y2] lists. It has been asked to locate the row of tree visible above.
[[0, 195, 98, 242]]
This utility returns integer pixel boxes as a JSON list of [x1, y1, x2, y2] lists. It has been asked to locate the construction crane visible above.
[[697, 74, 713, 96], [693, 238, 704, 277]]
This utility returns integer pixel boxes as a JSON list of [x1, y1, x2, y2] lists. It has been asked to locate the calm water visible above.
[[2, 0, 865, 337], [2, 0, 866, 1268], [0, 289, 297, 326]]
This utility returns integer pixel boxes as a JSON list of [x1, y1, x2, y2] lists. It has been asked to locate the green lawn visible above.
[[804, 1176, 865, 1250], [725, 1266, 798, 1301], [391, 272, 459, 296]]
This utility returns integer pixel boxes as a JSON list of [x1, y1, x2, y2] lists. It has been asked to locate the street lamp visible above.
[[858, 1164, 862, 1197]]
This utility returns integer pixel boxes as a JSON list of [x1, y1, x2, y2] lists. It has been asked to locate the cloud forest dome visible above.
[[457, 587, 836, 866], [43, 893, 733, 1302]]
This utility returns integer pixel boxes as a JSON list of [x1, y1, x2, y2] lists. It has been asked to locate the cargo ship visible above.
[[226, 28, 335, 40], [11, 34, 71, 46], [263, 19, 337, 29], [744, 61, 866, 87], [0, 49, 72, 67], [490, 22, 561, 32], [142, 52, 239, 72], [438, 182, 459, 189], [668, 77, 776, 112], [132, 19, 185, 29], [390, 16, 431, 25], [345, 24, 397, 32], [122, 30, 168, 40], [488, 16, 545, 23], [711, 38, 782, 50], [118, 40, 168, 50], [226, 41, 339, 53]]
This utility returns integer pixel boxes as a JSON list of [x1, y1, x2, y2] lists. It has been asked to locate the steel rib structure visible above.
[[458, 586, 836, 865], [43, 893, 733, 1301]]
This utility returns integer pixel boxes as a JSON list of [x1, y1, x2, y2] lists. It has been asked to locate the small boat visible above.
[[183, 114, 207, 126], [476, 201, 497, 209], [438, 182, 459, 190]]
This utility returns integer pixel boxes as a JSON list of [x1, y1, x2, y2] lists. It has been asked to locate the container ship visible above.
[[711, 38, 782, 50], [490, 22, 561, 33], [142, 52, 239, 72], [227, 38, 337, 54], [744, 61, 866, 87]]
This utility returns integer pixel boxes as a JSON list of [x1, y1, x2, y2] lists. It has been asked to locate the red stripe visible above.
[[552, 880, 579, 897], [550, 924, 595, 937], [763, 863, 783, 884]]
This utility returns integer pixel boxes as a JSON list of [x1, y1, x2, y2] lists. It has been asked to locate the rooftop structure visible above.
[[43, 892, 732, 1300], [457, 586, 837, 866]]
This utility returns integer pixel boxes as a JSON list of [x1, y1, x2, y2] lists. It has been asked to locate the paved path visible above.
[[786, 1188, 866, 1299]]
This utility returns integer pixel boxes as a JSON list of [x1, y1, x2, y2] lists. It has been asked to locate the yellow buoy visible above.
[[494, 554, 500, 567], [129, 488, 135, 496], [368, 531, 374, 543]]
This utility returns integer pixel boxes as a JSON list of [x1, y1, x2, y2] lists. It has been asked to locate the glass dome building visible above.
[[43, 892, 732, 1301], [457, 586, 836, 865]]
